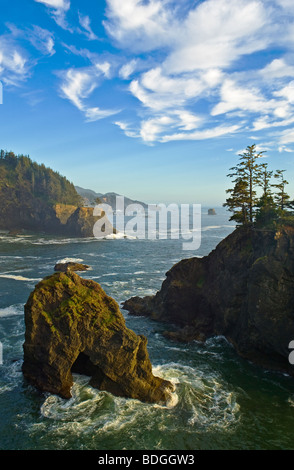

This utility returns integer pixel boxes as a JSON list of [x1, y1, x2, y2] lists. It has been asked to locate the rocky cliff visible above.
[[0, 151, 116, 238], [123, 227, 294, 377], [22, 267, 174, 404]]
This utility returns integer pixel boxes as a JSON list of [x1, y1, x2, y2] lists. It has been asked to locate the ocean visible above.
[[0, 207, 294, 450]]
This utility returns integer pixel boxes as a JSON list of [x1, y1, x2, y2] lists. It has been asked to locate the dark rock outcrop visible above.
[[123, 227, 294, 377], [54, 262, 90, 272], [208, 208, 216, 215], [22, 270, 174, 403]]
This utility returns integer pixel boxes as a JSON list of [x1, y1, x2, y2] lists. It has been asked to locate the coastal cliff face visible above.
[[0, 193, 117, 238], [123, 227, 294, 377], [0, 200, 108, 238], [22, 268, 173, 404], [0, 151, 116, 238]]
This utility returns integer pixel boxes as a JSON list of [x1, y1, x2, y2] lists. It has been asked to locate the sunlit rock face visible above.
[[22, 270, 174, 404]]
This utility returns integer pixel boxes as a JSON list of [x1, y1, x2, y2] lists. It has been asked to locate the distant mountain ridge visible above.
[[75, 186, 148, 209]]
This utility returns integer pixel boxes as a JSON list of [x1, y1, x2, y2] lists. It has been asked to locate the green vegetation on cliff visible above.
[[224, 144, 294, 229], [22, 268, 174, 403], [0, 150, 85, 233], [0, 150, 81, 207]]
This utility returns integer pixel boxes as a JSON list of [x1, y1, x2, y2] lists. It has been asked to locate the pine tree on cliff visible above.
[[224, 144, 265, 225], [255, 163, 278, 228], [272, 169, 290, 211]]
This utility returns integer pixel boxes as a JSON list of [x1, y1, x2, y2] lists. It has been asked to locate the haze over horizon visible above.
[[1, 0, 294, 206]]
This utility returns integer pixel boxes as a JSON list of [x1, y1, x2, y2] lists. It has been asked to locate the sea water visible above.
[[0, 207, 294, 450]]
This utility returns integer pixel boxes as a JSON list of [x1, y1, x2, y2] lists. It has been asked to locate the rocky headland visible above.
[[0, 151, 116, 238], [123, 227, 294, 377], [22, 266, 174, 404]]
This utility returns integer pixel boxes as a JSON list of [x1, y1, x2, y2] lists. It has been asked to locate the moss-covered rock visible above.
[[22, 271, 174, 403]]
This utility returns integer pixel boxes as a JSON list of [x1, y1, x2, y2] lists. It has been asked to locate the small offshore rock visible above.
[[54, 262, 90, 272], [208, 208, 216, 215]]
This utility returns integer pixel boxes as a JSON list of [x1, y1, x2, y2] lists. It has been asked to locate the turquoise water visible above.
[[0, 208, 294, 450]]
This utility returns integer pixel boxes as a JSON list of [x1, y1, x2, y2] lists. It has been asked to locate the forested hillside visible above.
[[0, 150, 95, 234], [0, 150, 81, 208]]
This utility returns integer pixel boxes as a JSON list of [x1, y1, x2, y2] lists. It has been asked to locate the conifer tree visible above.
[[255, 163, 278, 228], [224, 144, 265, 225], [272, 169, 290, 211]]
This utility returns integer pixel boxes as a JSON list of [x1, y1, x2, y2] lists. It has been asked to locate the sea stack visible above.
[[208, 208, 216, 215], [22, 268, 174, 404]]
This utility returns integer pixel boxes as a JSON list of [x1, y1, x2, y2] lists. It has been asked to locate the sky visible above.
[[1, 0, 294, 205]]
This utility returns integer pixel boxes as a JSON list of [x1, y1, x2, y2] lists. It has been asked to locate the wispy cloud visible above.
[[12, 0, 294, 148], [0, 36, 29, 86], [34, 0, 71, 30], [29, 25, 55, 55], [78, 12, 98, 40], [102, 0, 294, 145], [59, 66, 120, 121]]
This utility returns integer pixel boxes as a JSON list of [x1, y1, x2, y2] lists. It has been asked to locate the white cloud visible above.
[[78, 13, 98, 40], [27, 0, 294, 148], [35, 0, 70, 10], [105, 0, 271, 72], [119, 59, 138, 79], [259, 58, 294, 79], [115, 108, 205, 143], [274, 81, 294, 103], [5, 22, 55, 56], [279, 129, 294, 144], [114, 121, 139, 138], [212, 79, 269, 116], [104, 0, 174, 51], [278, 145, 294, 153], [160, 124, 240, 143], [35, 0, 71, 30], [0, 37, 29, 85], [128, 66, 222, 113], [253, 114, 294, 131], [275, 0, 294, 12], [59, 67, 120, 121], [164, 0, 269, 74], [95, 62, 111, 78], [140, 115, 176, 142], [104, 0, 284, 144], [211, 78, 294, 123], [85, 106, 117, 122], [29, 25, 55, 55]]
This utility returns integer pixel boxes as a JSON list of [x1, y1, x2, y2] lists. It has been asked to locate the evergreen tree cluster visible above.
[[224, 144, 294, 229], [0, 150, 82, 207]]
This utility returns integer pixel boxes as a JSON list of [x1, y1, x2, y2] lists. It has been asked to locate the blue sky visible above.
[[1, 0, 294, 205]]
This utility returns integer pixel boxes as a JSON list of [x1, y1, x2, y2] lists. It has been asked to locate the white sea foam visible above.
[[153, 362, 240, 430], [202, 225, 222, 231], [0, 304, 23, 317], [56, 257, 84, 264], [104, 232, 136, 240], [100, 273, 119, 277], [287, 397, 294, 407], [0, 274, 42, 282]]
